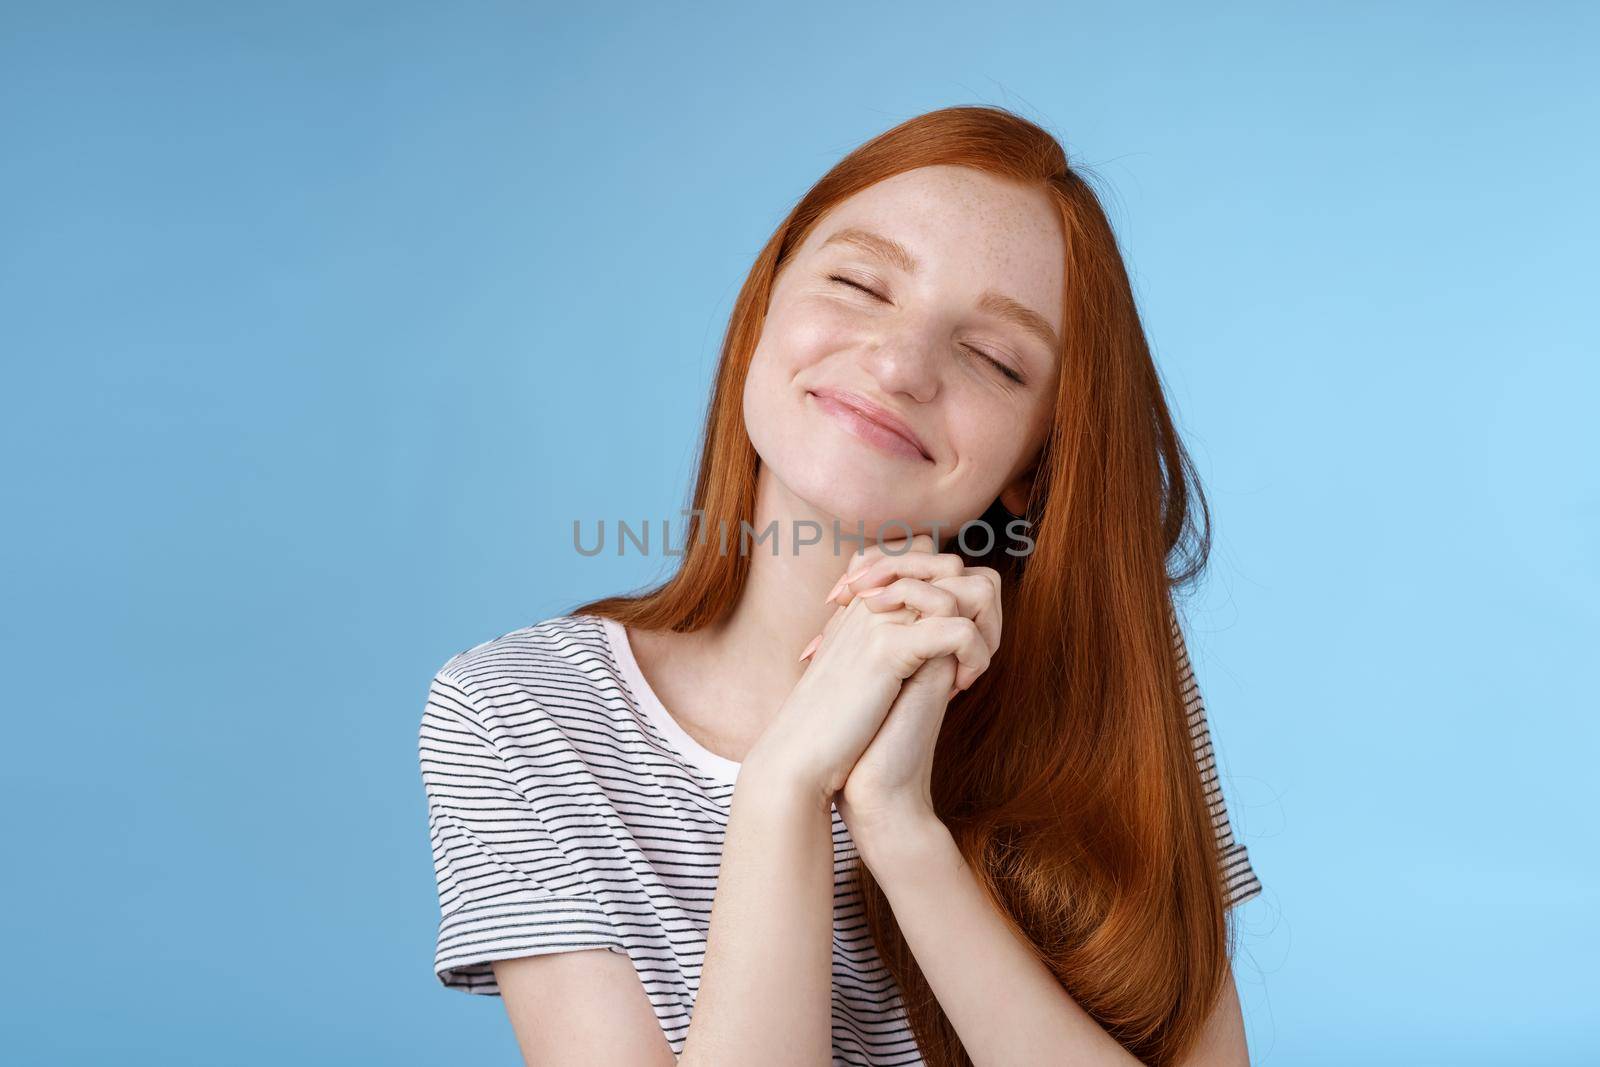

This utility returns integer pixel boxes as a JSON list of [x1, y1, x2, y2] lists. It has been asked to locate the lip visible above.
[[808, 388, 932, 462]]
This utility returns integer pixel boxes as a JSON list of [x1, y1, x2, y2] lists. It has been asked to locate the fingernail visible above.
[[823, 577, 846, 604], [948, 687, 960, 701], [798, 634, 821, 661], [857, 587, 884, 598]]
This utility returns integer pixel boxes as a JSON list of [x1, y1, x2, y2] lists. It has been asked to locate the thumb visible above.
[[900, 653, 957, 695]]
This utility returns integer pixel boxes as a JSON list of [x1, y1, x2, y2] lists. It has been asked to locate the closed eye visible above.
[[827, 274, 1026, 385], [828, 274, 883, 299], [966, 345, 1025, 384]]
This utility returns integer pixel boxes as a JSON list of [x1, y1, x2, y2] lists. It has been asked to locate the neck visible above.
[[689, 466, 870, 729], [707, 463, 870, 659]]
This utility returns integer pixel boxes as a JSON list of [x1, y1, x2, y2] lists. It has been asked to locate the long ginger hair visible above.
[[575, 105, 1237, 1065]]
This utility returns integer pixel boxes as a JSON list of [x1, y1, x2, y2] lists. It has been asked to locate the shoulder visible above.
[[427, 611, 635, 756], [435, 611, 608, 696]]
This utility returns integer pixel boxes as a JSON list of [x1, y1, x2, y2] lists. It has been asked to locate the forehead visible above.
[[801, 165, 1064, 327]]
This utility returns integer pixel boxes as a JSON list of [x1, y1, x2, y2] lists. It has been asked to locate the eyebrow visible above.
[[818, 226, 1062, 357]]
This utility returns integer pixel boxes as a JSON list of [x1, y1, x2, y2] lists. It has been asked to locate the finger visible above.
[[926, 573, 1002, 659], [802, 594, 914, 663], [799, 599, 854, 662], [972, 565, 1002, 600], [826, 544, 881, 603], [897, 651, 959, 703], [861, 575, 996, 696], [834, 550, 965, 604], [827, 531, 938, 603], [845, 530, 937, 577], [879, 531, 936, 560], [892, 615, 991, 690], [844, 567, 1004, 677], [856, 576, 961, 622]]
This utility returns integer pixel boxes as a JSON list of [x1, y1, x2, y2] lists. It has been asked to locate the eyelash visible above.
[[826, 274, 1026, 385]]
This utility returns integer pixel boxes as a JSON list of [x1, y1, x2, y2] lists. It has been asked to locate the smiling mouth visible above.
[[807, 390, 932, 462]]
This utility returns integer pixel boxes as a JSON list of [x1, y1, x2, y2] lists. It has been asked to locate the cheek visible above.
[[946, 413, 1026, 483], [741, 317, 816, 439], [763, 297, 857, 373]]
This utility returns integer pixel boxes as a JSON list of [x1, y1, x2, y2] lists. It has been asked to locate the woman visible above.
[[419, 105, 1263, 1066]]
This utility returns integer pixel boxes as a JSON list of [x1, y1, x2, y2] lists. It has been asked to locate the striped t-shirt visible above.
[[417, 610, 1262, 1066]]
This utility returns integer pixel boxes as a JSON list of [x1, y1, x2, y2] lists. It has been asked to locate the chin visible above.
[[775, 459, 930, 537]]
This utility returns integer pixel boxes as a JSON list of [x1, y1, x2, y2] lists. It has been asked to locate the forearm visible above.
[[677, 761, 835, 1067], [856, 818, 1141, 1067]]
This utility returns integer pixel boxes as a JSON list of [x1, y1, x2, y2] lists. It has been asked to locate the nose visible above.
[[859, 328, 942, 404]]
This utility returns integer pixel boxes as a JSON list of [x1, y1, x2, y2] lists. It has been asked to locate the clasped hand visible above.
[[797, 533, 1003, 848]]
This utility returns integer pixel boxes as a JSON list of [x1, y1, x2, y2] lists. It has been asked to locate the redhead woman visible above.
[[418, 105, 1263, 1066]]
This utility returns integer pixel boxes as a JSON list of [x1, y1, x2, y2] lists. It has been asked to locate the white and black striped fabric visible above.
[[1172, 611, 1267, 909], [417, 610, 1261, 1065]]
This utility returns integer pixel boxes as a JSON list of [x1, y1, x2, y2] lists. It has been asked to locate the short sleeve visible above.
[[417, 669, 626, 995], [1169, 613, 1264, 909]]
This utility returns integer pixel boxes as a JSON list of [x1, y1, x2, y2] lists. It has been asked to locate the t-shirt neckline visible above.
[[597, 615, 743, 787]]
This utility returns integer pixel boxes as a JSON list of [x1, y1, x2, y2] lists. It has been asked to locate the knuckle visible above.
[[863, 605, 897, 630], [861, 621, 886, 650], [846, 548, 878, 573]]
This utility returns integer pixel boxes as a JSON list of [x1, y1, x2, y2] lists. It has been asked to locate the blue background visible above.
[[3, 2, 1595, 1063]]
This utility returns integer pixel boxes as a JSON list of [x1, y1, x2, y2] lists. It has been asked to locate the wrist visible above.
[[849, 804, 955, 877], [736, 747, 835, 817]]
